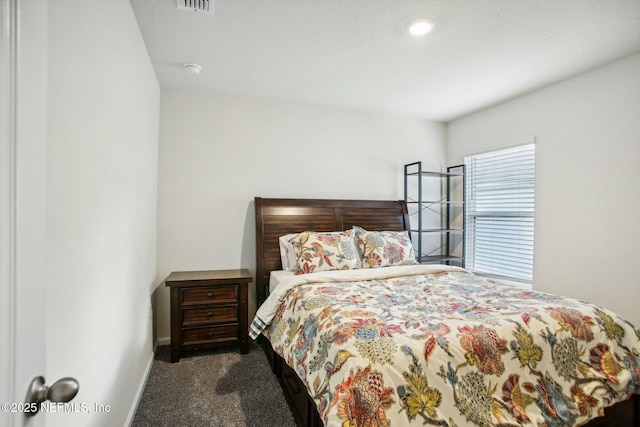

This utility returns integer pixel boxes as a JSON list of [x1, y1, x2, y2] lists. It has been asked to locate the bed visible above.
[[252, 197, 640, 427]]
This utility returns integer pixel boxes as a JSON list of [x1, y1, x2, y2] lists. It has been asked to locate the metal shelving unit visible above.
[[404, 162, 465, 266]]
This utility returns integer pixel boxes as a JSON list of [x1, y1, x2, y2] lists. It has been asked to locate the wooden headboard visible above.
[[254, 197, 411, 304]]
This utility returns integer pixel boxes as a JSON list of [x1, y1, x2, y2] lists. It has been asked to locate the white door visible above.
[[1, 0, 48, 426]]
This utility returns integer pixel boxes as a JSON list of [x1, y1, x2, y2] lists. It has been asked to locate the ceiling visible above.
[[130, 0, 640, 122]]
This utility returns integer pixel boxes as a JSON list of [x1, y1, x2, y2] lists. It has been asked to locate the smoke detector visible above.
[[177, 0, 214, 15], [183, 64, 202, 75]]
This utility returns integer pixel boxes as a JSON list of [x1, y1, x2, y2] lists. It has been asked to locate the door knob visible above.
[[24, 376, 79, 416]]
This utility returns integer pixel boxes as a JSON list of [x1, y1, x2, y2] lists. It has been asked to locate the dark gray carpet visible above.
[[131, 342, 296, 427]]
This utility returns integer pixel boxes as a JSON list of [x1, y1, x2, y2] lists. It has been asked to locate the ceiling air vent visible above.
[[177, 0, 214, 15]]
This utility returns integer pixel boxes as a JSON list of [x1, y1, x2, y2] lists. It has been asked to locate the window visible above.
[[464, 142, 535, 282]]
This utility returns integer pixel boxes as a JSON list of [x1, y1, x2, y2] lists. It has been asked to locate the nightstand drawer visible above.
[[182, 285, 237, 305], [183, 305, 238, 325], [182, 324, 238, 345]]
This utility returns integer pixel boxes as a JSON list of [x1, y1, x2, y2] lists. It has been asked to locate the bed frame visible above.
[[254, 196, 638, 427]]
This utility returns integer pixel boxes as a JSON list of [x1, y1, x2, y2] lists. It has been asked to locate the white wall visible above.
[[155, 89, 446, 341], [447, 53, 640, 326], [46, 1, 160, 426]]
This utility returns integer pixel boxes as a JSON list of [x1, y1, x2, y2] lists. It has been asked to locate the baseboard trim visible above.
[[156, 336, 170, 348], [125, 350, 154, 427]]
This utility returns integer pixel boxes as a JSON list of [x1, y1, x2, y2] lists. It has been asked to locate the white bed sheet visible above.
[[269, 269, 296, 293]]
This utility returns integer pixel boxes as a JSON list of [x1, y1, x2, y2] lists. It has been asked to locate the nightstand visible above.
[[165, 269, 251, 363]]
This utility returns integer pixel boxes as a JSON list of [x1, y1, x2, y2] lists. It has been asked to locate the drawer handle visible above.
[[207, 312, 213, 317], [208, 331, 214, 338], [207, 292, 213, 298], [284, 373, 300, 394]]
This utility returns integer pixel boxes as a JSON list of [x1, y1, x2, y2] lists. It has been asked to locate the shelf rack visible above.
[[404, 162, 465, 266]]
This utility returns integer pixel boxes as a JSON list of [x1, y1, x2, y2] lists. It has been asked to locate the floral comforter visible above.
[[250, 265, 640, 427]]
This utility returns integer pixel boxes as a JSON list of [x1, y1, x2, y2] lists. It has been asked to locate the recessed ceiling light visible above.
[[407, 19, 434, 37], [183, 63, 202, 75]]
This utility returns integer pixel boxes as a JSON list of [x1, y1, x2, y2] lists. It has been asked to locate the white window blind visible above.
[[464, 142, 535, 281]]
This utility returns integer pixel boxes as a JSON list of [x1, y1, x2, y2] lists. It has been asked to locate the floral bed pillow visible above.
[[289, 230, 360, 275], [353, 226, 418, 268]]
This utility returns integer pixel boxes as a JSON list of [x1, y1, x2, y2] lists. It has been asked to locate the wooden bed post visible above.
[[254, 197, 265, 305]]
